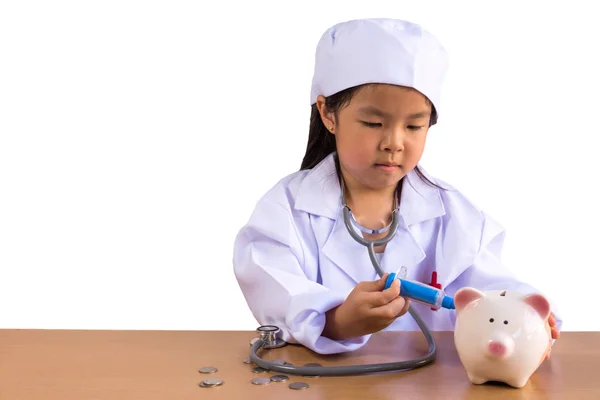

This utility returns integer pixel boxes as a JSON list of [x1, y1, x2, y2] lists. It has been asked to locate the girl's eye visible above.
[[360, 121, 382, 128], [360, 121, 424, 130]]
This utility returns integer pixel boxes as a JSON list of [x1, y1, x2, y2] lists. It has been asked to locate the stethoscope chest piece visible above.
[[256, 325, 287, 349]]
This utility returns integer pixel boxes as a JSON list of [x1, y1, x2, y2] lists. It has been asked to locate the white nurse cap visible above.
[[310, 18, 449, 124]]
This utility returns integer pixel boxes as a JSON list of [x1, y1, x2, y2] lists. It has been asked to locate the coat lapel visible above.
[[321, 209, 381, 284], [294, 153, 446, 286]]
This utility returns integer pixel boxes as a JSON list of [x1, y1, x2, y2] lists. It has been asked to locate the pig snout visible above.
[[488, 341, 507, 356], [486, 338, 514, 359]]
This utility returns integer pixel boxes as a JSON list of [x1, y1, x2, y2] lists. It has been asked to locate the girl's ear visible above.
[[316, 95, 336, 133]]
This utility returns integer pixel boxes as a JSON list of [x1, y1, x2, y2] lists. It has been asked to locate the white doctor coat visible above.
[[233, 153, 562, 355]]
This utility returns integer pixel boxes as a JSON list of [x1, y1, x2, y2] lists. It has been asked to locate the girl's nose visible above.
[[382, 129, 404, 152]]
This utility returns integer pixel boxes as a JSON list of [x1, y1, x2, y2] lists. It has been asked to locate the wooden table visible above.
[[1, 330, 598, 399]]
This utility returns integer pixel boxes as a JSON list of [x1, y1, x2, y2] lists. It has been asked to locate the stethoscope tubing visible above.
[[248, 205, 438, 376]]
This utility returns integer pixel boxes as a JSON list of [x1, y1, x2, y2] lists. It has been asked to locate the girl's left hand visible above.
[[548, 312, 560, 340], [545, 312, 560, 361]]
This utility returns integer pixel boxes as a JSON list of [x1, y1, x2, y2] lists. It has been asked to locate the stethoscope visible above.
[[248, 179, 444, 377]]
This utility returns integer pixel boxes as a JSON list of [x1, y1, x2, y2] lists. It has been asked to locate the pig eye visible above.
[[504, 320, 508, 325], [489, 318, 494, 323]]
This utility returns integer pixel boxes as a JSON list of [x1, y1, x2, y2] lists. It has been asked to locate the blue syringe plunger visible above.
[[384, 272, 455, 310]]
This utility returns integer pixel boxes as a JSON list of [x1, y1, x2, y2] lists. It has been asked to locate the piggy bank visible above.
[[453, 287, 552, 388]]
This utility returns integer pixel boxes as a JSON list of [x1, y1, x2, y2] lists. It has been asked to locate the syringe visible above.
[[384, 269, 455, 310]]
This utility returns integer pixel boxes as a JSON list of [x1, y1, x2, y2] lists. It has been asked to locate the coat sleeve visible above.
[[446, 211, 564, 334], [232, 196, 371, 355]]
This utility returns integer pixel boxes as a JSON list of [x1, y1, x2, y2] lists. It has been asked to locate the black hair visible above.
[[299, 84, 446, 191]]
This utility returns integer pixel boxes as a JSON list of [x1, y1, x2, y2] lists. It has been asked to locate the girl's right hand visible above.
[[322, 273, 410, 341]]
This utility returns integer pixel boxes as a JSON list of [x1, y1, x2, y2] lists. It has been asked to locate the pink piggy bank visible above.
[[453, 287, 553, 388]]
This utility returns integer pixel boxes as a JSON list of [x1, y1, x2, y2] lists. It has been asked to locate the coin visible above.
[[199, 378, 224, 387], [289, 382, 309, 390], [198, 367, 218, 374], [252, 366, 268, 373], [303, 363, 322, 367], [251, 378, 271, 385], [243, 358, 252, 364], [203, 378, 223, 386], [270, 374, 289, 382], [302, 363, 321, 378]]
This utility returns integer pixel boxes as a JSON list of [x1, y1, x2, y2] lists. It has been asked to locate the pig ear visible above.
[[523, 293, 551, 320], [454, 287, 485, 312]]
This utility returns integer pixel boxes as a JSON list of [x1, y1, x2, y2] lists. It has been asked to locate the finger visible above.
[[549, 325, 558, 339], [548, 313, 556, 327], [398, 297, 411, 316], [365, 278, 400, 307], [357, 273, 389, 292], [373, 295, 407, 319], [382, 278, 401, 302]]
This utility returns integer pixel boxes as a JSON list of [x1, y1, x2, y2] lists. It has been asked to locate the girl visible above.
[[232, 18, 561, 355]]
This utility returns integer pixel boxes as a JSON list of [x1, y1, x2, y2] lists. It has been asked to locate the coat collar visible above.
[[293, 152, 448, 286]]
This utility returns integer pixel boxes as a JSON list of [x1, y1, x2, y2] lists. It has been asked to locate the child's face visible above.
[[324, 84, 432, 192]]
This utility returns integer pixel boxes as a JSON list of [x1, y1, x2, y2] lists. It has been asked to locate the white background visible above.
[[1, 1, 598, 332]]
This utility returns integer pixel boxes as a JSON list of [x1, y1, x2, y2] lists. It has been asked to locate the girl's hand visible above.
[[545, 312, 560, 360], [548, 312, 560, 340], [322, 273, 410, 341]]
